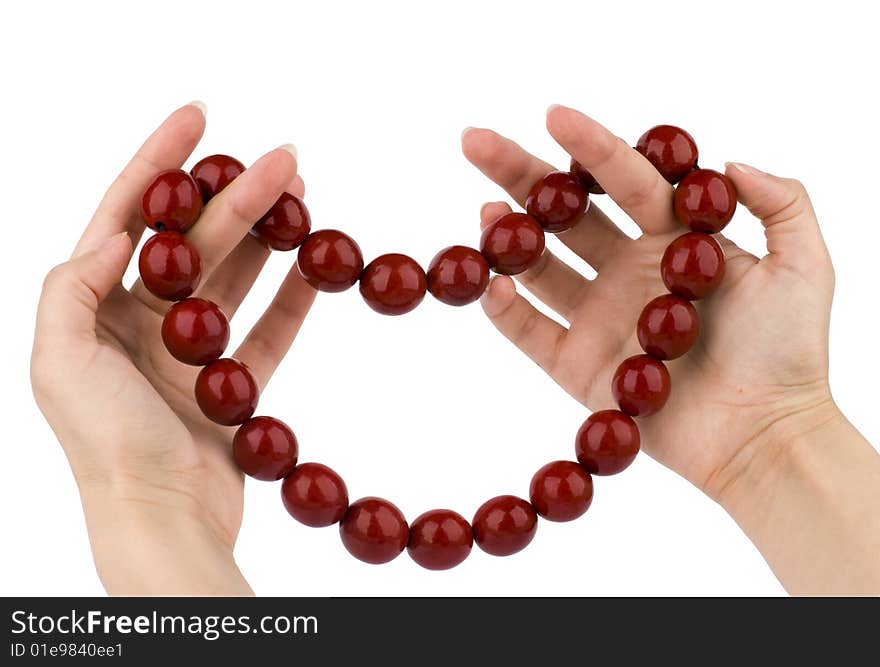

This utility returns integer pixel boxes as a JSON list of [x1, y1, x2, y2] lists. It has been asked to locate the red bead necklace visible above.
[[138, 126, 734, 571]]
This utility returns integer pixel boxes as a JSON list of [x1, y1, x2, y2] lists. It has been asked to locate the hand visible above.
[[30, 103, 314, 595], [462, 105, 836, 498], [464, 106, 880, 595]]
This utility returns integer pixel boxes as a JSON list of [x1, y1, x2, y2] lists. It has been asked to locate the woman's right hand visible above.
[[462, 105, 880, 594]]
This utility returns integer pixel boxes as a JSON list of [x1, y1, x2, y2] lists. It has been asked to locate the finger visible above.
[[187, 145, 298, 275], [37, 233, 134, 347], [195, 174, 306, 317], [462, 127, 628, 270], [130, 146, 298, 312], [480, 202, 588, 322], [480, 275, 568, 374], [545, 105, 679, 235], [195, 236, 270, 317], [73, 102, 207, 258], [724, 162, 830, 271], [234, 263, 317, 387]]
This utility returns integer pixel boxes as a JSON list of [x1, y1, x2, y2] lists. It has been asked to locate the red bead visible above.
[[637, 293, 700, 360], [611, 354, 671, 417], [472, 495, 537, 557], [674, 169, 737, 233], [140, 169, 203, 232], [479, 213, 545, 275], [635, 125, 699, 184], [232, 416, 298, 481], [529, 461, 593, 522], [339, 497, 409, 564], [161, 298, 230, 366], [359, 253, 427, 315], [195, 358, 260, 426], [190, 154, 245, 203], [426, 245, 489, 306], [661, 232, 726, 300], [525, 171, 589, 233], [281, 463, 349, 527], [138, 232, 201, 301], [570, 158, 605, 195], [407, 509, 473, 571], [296, 229, 364, 292], [250, 193, 311, 251], [575, 410, 641, 476]]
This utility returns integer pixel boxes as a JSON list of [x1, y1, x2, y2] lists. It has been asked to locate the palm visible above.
[[93, 288, 245, 547], [464, 109, 832, 496], [556, 231, 780, 488]]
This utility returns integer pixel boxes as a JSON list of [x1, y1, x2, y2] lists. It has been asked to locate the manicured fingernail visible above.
[[546, 104, 563, 115], [188, 100, 208, 116], [461, 127, 475, 141], [279, 143, 298, 159], [726, 161, 758, 175]]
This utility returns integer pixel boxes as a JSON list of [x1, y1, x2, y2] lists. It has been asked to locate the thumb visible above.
[[36, 232, 134, 345], [724, 162, 830, 271]]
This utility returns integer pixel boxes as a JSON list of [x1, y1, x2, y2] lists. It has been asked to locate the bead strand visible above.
[[135, 120, 735, 571]]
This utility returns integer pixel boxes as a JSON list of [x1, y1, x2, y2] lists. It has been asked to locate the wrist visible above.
[[713, 397, 880, 594], [79, 483, 252, 596], [714, 394, 843, 516], [712, 389, 843, 512]]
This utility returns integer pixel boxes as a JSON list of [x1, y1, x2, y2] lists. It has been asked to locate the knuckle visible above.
[[783, 177, 807, 195], [42, 263, 70, 292], [617, 173, 662, 211], [514, 312, 541, 345]]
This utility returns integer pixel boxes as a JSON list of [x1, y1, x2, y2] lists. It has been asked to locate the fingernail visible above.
[[726, 161, 758, 175], [546, 104, 563, 115], [188, 100, 208, 116], [461, 126, 475, 141], [279, 143, 298, 159]]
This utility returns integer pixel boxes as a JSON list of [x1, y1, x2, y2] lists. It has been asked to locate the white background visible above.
[[1, 1, 878, 596]]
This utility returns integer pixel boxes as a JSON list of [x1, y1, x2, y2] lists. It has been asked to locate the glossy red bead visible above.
[[575, 410, 641, 476], [161, 298, 230, 366], [570, 158, 605, 195], [250, 193, 311, 251], [635, 125, 699, 184], [674, 168, 737, 233], [661, 232, 726, 300], [190, 154, 245, 202], [525, 171, 589, 233], [359, 253, 427, 315], [195, 358, 260, 426], [611, 354, 671, 417], [637, 293, 700, 360], [529, 460, 593, 522], [479, 213, 545, 275], [407, 509, 473, 571], [140, 169, 203, 232], [281, 463, 349, 527], [472, 495, 538, 557], [138, 232, 201, 301], [426, 245, 489, 306], [232, 416, 298, 481], [296, 229, 364, 292], [339, 497, 409, 564]]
